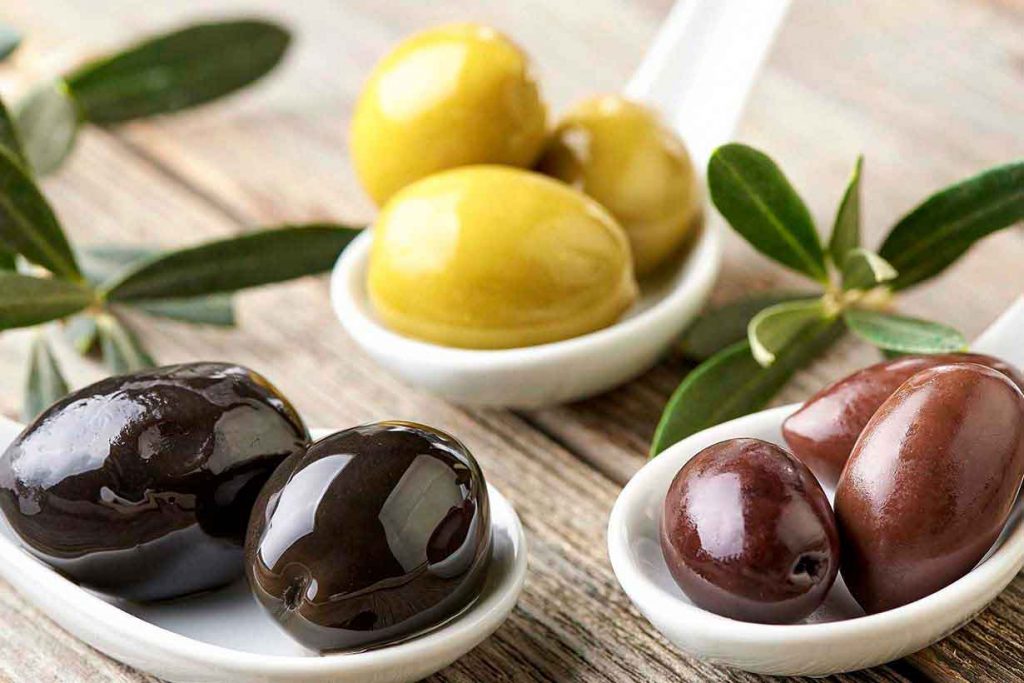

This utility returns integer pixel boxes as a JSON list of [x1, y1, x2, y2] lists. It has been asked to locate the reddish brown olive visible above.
[[660, 438, 839, 623], [836, 363, 1024, 614], [245, 421, 491, 652], [783, 353, 1024, 488]]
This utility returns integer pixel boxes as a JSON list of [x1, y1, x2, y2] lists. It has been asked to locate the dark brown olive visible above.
[[836, 363, 1024, 614], [783, 353, 1024, 487], [0, 363, 309, 601], [660, 438, 839, 623], [245, 421, 491, 652]]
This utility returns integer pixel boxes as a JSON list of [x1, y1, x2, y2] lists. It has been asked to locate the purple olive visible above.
[[660, 438, 839, 623], [783, 353, 1024, 488], [836, 363, 1024, 614]]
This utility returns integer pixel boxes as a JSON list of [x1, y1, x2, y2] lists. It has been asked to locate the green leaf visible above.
[[651, 318, 845, 457], [879, 161, 1024, 289], [829, 155, 862, 265], [0, 25, 21, 63], [0, 272, 93, 330], [0, 96, 27, 168], [97, 314, 155, 374], [843, 309, 967, 354], [841, 247, 897, 291], [0, 146, 81, 278], [748, 298, 830, 367], [64, 314, 99, 354], [678, 291, 818, 361], [0, 248, 13, 270], [66, 20, 291, 124], [23, 335, 69, 422], [13, 78, 81, 176], [80, 245, 235, 326], [708, 144, 827, 282], [103, 224, 360, 301]]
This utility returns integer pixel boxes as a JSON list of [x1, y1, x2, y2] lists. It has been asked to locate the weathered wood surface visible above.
[[0, 0, 1022, 681]]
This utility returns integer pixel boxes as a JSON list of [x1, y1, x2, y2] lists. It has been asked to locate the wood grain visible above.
[[0, 0, 1022, 681]]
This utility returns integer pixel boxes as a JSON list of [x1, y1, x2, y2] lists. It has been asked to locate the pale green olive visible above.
[[367, 166, 638, 349], [538, 95, 702, 276], [351, 24, 548, 206]]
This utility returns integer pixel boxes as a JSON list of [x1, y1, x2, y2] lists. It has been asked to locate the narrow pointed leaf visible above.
[[98, 314, 155, 374], [879, 161, 1024, 289], [708, 144, 828, 282], [103, 224, 360, 301], [0, 25, 20, 63], [0, 96, 27, 168], [13, 78, 80, 176], [843, 309, 967, 354], [678, 291, 817, 361], [748, 298, 830, 367], [841, 248, 897, 291], [23, 335, 69, 421], [0, 146, 81, 278], [651, 318, 845, 457], [64, 314, 100, 354], [829, 155, 862, 265], [66, 20, 291, 124], [0, 272, 93, 329]]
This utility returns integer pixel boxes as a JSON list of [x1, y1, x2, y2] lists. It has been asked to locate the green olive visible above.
[[351, 24, 548, 206], [368, 166, 638, 349], [537, 95, 702, 276]]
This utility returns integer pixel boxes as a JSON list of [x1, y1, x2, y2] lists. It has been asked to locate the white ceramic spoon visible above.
[[330, 0, 792, 408], [0, 427, 527, 683], [608, 296, 1024, 676]]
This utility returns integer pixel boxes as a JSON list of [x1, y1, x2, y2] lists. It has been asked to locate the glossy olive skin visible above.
[[660, 438, 839, 623], [537, 95, 702, 276], [0, 363, 309, 601], [368, 165, 638, 349], [245, 421, 491, 652], [351, 23, 547, 205], [836, 364, 1024, 614], [783, 353, 1024, 488]]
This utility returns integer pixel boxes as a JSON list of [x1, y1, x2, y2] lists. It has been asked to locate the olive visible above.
[[0, 363, 309, 601], [245, 421, 491, 652], [367, 165, 638, 349], [537, 95, 701, 276], [836, 363, 1024, 614], [783, 353, 1024, 488], [350, 23, 547, 205], [660, 438, 839, 624]]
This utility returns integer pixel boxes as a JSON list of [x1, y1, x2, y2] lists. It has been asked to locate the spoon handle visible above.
[[971, 296, 1024, 368], [625, 0, 791, 171]]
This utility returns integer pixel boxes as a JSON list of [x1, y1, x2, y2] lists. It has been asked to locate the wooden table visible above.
[[1, 0, 1022, 680]]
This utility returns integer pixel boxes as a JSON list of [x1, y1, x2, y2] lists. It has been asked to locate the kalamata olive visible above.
[[660, 438, 839, 623], [836, 363, 1024, 614], [0, 363, 309, 601], [538, 95, 702, 276], [783, 353, 1024, 487], [245, 421, 491, 652], [350, 23, 547, 205], [367, 166, 638, 349]]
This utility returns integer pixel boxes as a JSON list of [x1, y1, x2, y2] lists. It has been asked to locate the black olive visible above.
[[245, 421, 491, 652], [0, 362, 309, 601]]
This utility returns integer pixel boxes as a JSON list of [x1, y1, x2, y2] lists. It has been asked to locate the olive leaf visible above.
[[843, 309, 966, 354], [879, 161, 1024, 289], [829, 155, 862, 265], [748, 298, 830, 367], [651, 317, 845, 457], [678, 291, 816, 361], [708, 144, 828, 283], [0, 146, 81, 279], [13, 78, 80, 176], [0, 96, 28, 168], [64, 314, 100, 354], [66, 20, 291, 124], [841, 248, 897, 291], [0, 248, 13, 271], [0, 25, 21, 63], [23, 335, 69, 422], [102, 224, 360, 301], [97, 314, 155, 374], [0, 272, 94, 330]]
